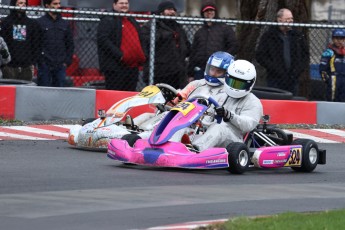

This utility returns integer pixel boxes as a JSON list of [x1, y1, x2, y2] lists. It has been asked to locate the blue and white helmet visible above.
[[332, 29, 345, 38], [204, 51, 234, 86]]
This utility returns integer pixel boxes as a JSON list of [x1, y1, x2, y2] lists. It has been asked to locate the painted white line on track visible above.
[[146, 219, 228, 230]]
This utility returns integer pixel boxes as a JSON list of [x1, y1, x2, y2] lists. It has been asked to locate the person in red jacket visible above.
[[97, 0, 146, 91]]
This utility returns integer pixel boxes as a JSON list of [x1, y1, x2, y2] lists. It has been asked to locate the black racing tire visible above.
[[121, 134, 141, 147], [0, 79, 37, 86], [82, 118, 97, 126], [292, 96, 307, 101], [265, 127, 289, 145], [291, 139, 319, 172], [252, 86, 293, 100], [226, 142, 250, 174]]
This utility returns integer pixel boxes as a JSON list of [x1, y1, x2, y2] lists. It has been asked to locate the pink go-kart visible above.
[[107, 96, 326, 174]]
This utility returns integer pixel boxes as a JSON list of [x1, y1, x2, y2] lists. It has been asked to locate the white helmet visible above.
[[224, 60, 256, 98]]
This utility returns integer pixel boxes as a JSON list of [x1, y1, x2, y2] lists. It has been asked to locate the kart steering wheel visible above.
[[187, 95, 222, 124], [156, 83, 181, 105]]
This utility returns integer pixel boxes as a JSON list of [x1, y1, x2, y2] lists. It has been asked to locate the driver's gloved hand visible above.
[[215, 107, 233, 122], [176, 93, 183, 102]]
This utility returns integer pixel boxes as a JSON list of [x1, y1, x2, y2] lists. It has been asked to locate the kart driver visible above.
[[176, 51, 234, 107], [179, 57, 263, 151]]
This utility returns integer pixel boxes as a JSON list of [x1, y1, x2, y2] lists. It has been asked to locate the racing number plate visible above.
[[284, 147, 302, 166], [171, 102, 195, 116], [137, 85, 161, 98]]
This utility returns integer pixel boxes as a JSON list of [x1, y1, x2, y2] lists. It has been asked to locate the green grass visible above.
[[0, 118, 23, 125], [196, 209, 345, 230]]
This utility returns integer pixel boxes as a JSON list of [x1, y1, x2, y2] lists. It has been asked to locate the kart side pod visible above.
[[252, 139, 326, 172], [252, 145, 303, 169]]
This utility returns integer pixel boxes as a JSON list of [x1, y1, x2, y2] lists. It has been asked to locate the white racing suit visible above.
[[178, 79, 263, 151]]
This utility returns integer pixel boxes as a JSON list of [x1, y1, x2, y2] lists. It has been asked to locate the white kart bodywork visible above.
[[67, 85, 172, 151]]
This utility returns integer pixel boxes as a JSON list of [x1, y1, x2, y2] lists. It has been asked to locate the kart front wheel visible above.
[[121, 134, 141, 147], [226, 142, 250, 174], [291, 139, 319, 172]]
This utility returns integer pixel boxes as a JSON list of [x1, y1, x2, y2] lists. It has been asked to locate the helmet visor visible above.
[[205, 64, 227, 78], [225, 75, 253, 91]]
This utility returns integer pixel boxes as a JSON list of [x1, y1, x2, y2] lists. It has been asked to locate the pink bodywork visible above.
[[252, 145, 303, 168], [108, 138, 229, 169]]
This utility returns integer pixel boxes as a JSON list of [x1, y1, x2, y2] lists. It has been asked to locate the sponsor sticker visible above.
[[206, 159, 226, 164], [137, 85, 161, 98], [263, 160, 274, 165], [277, 152, 286, 157], [171, 102, 195, 116]]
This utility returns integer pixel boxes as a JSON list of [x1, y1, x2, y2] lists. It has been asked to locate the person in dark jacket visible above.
[[0, 0, 41, 81], [142, 1, 191, 89], [319, 29, 345, 102], [36, 0, 74, 87], [187, 1, 238, 81], [256, 8, 309, 96], [97, 0, 146, 91]]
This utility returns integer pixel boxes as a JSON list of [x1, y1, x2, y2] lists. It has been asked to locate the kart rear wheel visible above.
[[291, 138, 319, 172], [265, 127, 290, 145], [226, 142, 250, 174], [121, 134, 141, 147]]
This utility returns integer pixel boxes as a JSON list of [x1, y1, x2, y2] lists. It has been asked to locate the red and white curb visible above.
[[0, 125, 345, 143], [0, 125, 72, 140], [145, 218, 227, 230]]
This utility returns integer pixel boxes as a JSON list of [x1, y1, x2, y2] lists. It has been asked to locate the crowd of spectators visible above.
[[0, 0, 73, 87], [0, 0, 344, 102]]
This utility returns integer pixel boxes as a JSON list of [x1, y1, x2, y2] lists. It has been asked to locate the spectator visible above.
[[0, 36, 11, 78], [187, 1, 238, 81], [319, 29, 345, 102], [97, 0, 146, 91], [0, 0, 41, 81], [256, 8, 309, 96], [37, 0, 74, 87], [142, 0, 191, 89]]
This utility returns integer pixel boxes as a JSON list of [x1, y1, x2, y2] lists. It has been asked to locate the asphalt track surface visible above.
[[0, 140, 345, 230]]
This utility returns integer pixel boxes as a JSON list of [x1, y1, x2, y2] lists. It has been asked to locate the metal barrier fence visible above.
[[0, 5, 344, 101]]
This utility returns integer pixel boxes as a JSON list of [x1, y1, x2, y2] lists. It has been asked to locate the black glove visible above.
[[0, 48, 9, 59], [215, 107, 233, 122]]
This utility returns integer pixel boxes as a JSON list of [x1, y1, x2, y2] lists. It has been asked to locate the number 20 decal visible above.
[[171, 102, 195, 116], [175, 102, 191, 110]]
